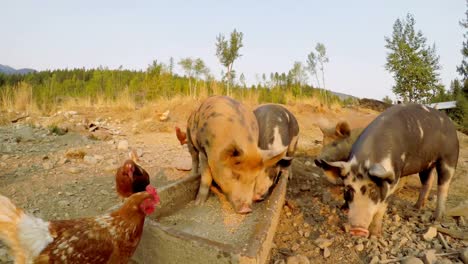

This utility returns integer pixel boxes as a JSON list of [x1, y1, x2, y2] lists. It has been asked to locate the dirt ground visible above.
[[0, 100, 466, 264]]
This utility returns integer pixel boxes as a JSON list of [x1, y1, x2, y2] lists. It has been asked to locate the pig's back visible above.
[[195, 96, 259, 153], [351, 104, 459, 170]]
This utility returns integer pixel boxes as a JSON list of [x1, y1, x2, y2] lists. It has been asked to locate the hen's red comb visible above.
[[146, 185, 160, 204]]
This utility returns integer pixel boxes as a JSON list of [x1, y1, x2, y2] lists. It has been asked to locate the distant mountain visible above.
[[0, 64, 36, 75]]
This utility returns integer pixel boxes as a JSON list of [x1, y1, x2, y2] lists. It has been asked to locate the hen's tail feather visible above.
[[0, 194, 27, 263]]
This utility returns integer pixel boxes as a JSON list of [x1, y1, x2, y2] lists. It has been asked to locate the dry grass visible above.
[[0, 83, 39, 113], [61, 89, 136, 112]]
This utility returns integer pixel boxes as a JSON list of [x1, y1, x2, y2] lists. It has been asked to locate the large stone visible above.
[[422, 249, 437, 264], [286, 255, 310, 264], [117, 140, 129, 150], [83, 155, 97, 164], [460, 247, 468, 264], [402, 257, 424, 264], [423, 226, 438, 241], [314, 238, 333, 249]]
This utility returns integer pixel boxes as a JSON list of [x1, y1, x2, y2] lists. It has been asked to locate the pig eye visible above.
[[344, 186, 354, 202]]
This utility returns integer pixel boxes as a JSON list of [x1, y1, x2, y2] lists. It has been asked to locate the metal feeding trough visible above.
[[131, 172, 288, 264]]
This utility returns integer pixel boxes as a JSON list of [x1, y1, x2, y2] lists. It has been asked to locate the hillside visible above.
[[0, 64, 35, 75]]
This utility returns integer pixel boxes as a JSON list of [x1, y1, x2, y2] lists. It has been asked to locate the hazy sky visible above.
[[1, 0, 465, 100]]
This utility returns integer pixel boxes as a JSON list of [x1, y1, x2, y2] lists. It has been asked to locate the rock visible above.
[[117, 140, 129, 150], [58, 157, 70, 165], [399, 237, 409, 247], [286, 255, 310, 264], [355, 243, 364, 251], [304, 231, 310, 238], [172, 156, 192, 171], [42, 161, 53, 170], [402, 257, 424, 264], [100, 190, 109, 196], [436, 258, 453, 264], [423, 226, 438, 241], [274, 260, 286, 264], [460, 247, 468, 264], [304, 161, 312, 166], [58, 200, 70, 207], [104, 165, 120, 172], [68, 167, 81, 174], [159, 110, 170, 121], [368, 256, 379, 264], [94, 155, 104, 161], [300, 184, 310, 191], [393, 214, 401, 223], [83, 155, 97, 164], [321, 192, 331, 204], [314, 238, 333, 249], [422, 249, 437, 264]]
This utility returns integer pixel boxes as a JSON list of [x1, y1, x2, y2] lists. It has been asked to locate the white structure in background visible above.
[[426, 101, 457, 110]]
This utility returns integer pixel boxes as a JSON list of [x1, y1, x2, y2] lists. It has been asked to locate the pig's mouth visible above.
[[350, 227, 369, 237]]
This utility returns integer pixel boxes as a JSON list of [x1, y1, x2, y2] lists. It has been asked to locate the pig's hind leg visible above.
[[195, 153, 213, 205], [433, 161, 456, 221], [414, 167, 436, 210], [187, 135, 200, 177]]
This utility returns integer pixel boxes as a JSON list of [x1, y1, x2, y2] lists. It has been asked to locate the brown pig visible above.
[[186, 96, 286, 214]]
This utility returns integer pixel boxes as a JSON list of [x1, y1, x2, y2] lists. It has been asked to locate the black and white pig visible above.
[[252, 104, 299, 201], [315, 103, 459, 237]]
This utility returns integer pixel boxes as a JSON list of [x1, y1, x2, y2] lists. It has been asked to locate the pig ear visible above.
[[261, 148, 287, 168], [315, 159, 350, 182], [369, 164, 395, 183], [335, 121, 351, 138], [221, 143, 244, 164]]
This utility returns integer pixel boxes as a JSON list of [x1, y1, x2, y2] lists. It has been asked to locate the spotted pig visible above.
[[252, 104, 299, 201], [317, 104, 459, 237], [186, 96, 286, 214]]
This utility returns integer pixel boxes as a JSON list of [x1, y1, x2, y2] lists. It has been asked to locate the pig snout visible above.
[[253, 192, 267, 202], [236, 203, 253, 214], [349, 226, 369, 237], [231, 196, 253, 214]]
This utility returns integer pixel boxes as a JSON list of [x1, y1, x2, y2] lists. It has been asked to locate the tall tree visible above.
[[289, 61, 308, 96], [178, 58, 195, 97], [193, 58, 209, 96], [215, 29, 244, 96], [385, 13, 443, 103], [306, 51, 320, 88], [315, 43, 329, 89]]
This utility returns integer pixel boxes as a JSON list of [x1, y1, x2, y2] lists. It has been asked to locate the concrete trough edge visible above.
[[132, 173, 288, 264]]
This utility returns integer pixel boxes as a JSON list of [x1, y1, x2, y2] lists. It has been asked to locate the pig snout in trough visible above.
[[320, 103, 459, 237], [186, 96, 286, 214], [253, 104, 299, 201], [314, 121, 363, 185]]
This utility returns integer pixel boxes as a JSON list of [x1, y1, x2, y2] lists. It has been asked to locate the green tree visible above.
[[178, 58, 195, 97], [315, 43, 329, 89], [385, 13, 443, 103], [193, 58, 209, 96], [306, 51, 320, 88], [289, 62, 308, 96], [382, 95, 393, 105], [215, 29, 244, 96]]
